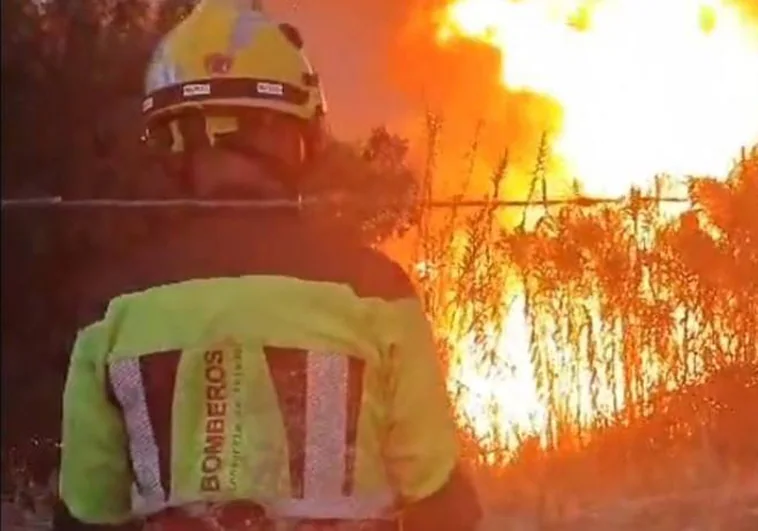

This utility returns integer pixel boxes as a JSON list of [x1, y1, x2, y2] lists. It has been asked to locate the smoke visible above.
[[385, 0, 563, 200], [267, 0, 559, 207]]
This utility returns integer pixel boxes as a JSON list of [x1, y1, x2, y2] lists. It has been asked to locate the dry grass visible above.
[[404, 117, 758, 524]]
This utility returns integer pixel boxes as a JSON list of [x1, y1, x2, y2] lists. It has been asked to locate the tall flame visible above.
[[437, 0, 758, 196], [430, 0, 758, 458]]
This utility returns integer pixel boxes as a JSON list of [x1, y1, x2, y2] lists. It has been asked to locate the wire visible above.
[[0, 195, 691, 211]]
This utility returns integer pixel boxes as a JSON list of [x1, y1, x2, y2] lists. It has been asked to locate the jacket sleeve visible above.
[[56, 321, 134, 529], [383, 299, 482, 531]]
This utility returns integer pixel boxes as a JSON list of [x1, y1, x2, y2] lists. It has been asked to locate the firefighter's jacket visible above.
[[56, 208, 481, 529]]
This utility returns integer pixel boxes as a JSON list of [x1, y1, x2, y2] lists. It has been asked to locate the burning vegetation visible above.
[[391, 0, 758, 520], [405, 130, 758, 524], [413, 0, 758, 451]]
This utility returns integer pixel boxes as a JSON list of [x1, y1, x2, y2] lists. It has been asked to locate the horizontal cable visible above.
[[0, 195, 691, 210]]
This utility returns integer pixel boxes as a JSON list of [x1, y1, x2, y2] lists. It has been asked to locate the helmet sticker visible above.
[[204, 53, 235, 75], [256, 82, 284, 96], [200, 9, 267, 77], [183, 83, 212, 97]]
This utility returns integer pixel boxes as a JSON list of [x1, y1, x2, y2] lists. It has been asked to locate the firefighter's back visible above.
[[62, 209, 418, 528]]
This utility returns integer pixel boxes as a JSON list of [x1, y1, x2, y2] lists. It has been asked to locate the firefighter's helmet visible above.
[[142, 0, 327, 165]]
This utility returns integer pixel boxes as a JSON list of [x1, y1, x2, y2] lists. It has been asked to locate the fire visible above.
[[429, 1, 758, 458], [446, 287, 693, 459], [437, 0, 758, 196], [450, 294, 548, 453]]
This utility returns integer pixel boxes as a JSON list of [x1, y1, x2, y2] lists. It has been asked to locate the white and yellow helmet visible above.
[[142, 0, 327, 163]]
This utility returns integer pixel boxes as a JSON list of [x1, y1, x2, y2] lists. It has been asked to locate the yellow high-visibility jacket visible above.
[[57, 208, 480, 529]]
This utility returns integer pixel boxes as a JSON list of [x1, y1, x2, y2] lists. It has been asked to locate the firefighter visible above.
[[55, 1, 482, 530]]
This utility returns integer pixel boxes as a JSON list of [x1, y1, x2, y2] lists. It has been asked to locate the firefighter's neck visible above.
[[191, 149, 291, 200]]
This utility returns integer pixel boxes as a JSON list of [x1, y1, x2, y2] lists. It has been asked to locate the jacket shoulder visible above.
[[66, 213, 419, 328], [342, 245, 417, 301]]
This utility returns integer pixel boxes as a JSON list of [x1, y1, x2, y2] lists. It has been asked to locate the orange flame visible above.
[[430, 0, 758, 459], [437, 0, 758, 196]]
